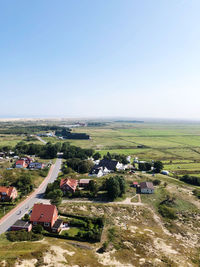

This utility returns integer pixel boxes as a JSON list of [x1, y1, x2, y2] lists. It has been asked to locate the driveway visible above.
[[0, 158, 62, 234]]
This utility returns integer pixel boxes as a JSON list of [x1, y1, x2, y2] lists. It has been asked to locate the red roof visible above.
[[133, 181, 138, 185], [0, 186, 16, 197], [30, 203, 57, 224], [16, 159, 25, 164], [60, 178, 78, 191]]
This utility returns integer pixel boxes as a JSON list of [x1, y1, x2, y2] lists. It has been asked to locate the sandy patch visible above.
[[129, 225, 138, 233], [42, 245, 75, 267], [154, 238, 178, 255], [97, 249, 134, 267], [15, 259, 37, 267]]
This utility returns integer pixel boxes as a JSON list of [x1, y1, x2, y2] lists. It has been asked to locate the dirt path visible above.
[[62, 197, 144, 206]]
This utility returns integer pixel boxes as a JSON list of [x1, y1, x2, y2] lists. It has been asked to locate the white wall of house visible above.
[[141, 188, 154, 194]]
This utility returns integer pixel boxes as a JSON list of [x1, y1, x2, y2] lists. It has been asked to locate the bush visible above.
[[153, 179, 161, 186], [6, 230, 42, 242], [158, 205, 177, 219], [180, 175, 200, 186], [193, 189, 200, 199], [32, 224, 43, 234]]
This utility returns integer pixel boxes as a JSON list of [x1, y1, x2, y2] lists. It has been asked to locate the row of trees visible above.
[[138, 161, 163, 173], [14, 141, 96, 160], [180, 175, 200, 186], [103, 152, 129, 164]]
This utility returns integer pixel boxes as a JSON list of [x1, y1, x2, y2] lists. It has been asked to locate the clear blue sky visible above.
[[1, 0, 200, 119]]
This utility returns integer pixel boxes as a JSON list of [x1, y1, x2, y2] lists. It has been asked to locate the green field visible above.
[[66, 122, 200, 176], [1, 121, 200, 176]]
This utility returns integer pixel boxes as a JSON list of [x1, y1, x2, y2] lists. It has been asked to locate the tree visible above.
[[103, 152, 112, 160], [50, 196, 62, 206], [93, 152, 101, 160], [116, 176, 126, 196], [105, 177, 120, 200], [88, 180, 98, 196], [154, 161, 163, 173], [138, 162, 152, 171]]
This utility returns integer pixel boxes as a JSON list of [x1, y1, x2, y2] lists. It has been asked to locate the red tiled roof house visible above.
[[60, 178, 78, 193], [0, 186, 18, 202], [15, 159, 28, 168], [30, 203, 62, 232]]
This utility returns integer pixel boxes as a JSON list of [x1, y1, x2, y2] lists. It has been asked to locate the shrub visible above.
[[32, 224, 43, 234], [158, 205, 177, 219], [153, 179, 161, 186], [193, 189, 200, 199], [6, 230, 42, 242]]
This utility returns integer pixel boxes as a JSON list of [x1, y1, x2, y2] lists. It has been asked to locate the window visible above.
[[33, 222, 37, 225], [44, 222, 50, 227]]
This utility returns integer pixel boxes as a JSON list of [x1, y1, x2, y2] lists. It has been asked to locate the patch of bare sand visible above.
[[15, 259, 37, 267], [97, 249, 134, 267], [153, 238, 178, 255], [42, 245, 75, 267]]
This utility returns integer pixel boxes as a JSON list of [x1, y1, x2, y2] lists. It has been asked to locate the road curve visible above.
[[0, 158, 62, 234]]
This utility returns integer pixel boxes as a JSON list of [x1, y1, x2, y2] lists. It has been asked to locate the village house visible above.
[[60, 178, 78, 193], [30, 203, 63, 232], [15, 159, 28, 168], [89, 166, 108, 177], [139, 182, 154, 194], [11, 220, 32, 232], [0, 186, 18, 202], [90, 159, 125, 177], [22, 156, 33, 166], [29, 162, 44, 170], [78, 179, 91, 188]]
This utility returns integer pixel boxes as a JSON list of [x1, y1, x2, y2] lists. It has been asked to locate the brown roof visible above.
[[0, 186, 16, 197], [79, 179, 91, 184], [60, 178, 78, 191], [140, 182, 154, 190], [30, 203, 57, 223]]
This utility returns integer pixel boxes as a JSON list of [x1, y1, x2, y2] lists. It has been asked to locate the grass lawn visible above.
[[62, 227, 80, 237]]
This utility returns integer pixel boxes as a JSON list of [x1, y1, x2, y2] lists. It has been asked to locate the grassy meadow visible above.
[[66, 122, 200, 176]]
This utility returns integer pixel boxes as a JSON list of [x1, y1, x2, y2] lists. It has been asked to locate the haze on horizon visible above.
[[0, 0, 200, 120]]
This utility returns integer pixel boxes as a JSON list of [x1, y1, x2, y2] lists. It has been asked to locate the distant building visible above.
[[30, 203, 62, 232], [11, 220, 32, 232], [90, 159, 125, 177], [89, 166, 108, 177], [139, 182, 154, 194], [29, 162, 44, 170], [22, 157, 33, 166], [60, 178, 78, 193], [133, 181, 138, 188], [78, 179, 91, 188], [15, 159, 28, 168], [0, 186, 18, 202], [161, 170, 169, 176]]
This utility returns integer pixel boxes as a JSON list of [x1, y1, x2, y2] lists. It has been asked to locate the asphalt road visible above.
[[0, 158, 62, 234]]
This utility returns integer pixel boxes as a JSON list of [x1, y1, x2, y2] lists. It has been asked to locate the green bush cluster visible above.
[[6, 230, 42, 242], [158, 205, 177, 219], [180, 175, 200, 186]]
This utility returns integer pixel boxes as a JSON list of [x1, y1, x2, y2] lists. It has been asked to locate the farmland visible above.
[[66, 122, 200, 177]]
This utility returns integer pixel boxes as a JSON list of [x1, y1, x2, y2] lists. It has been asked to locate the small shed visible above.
[[78, 179, 91, 188], [11, 220, 32, 232], [133, 181, 138, 188]]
